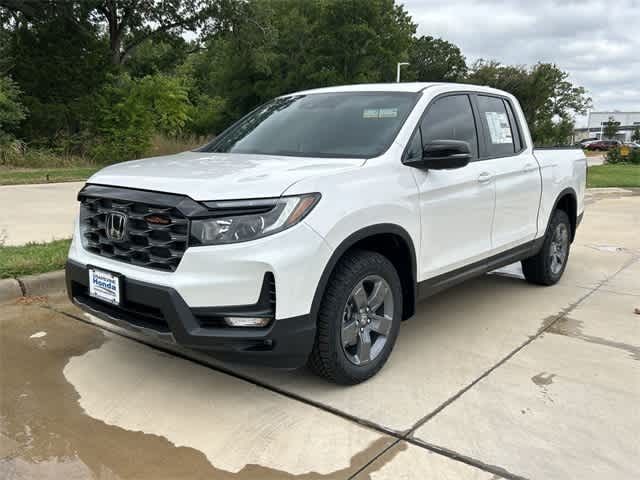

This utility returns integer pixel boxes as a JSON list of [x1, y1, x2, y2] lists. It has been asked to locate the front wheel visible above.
[[522, 209, 571, 285], [307, 249, 402, 385]]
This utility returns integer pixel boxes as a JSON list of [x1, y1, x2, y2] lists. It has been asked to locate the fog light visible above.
[[224, 316, 272, 327]]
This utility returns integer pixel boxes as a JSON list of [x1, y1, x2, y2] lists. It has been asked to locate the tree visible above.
[[1, 6, 110, 146], [602, 116, 619, 140], [405, 35, 467, 82], [193, 0, 416, 123], [306, 0, 416, 85], [0, 75, 26, 144], [0, 0, 224, 66], [632, 126, 640, 143], [466, 61, 591, 145]]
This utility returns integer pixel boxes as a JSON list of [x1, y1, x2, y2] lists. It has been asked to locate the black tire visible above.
[[522, 209, 571, 286], [307, 249, 402, 385]]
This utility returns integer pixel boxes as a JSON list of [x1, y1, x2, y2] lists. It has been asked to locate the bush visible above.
[[0, 76, 26, 145], [606, 147, 640, 165], [91, 74, 192, 163]]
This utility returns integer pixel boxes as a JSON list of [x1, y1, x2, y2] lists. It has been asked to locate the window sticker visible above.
[[363, 108, 379, 119], [485, 111, 513, 144], [363, 108, 398, 119], [379, 108, 398, 118]]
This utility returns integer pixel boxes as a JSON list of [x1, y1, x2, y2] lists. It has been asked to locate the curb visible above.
[[0, 278, 23, 303], [0, 269, 66, 303]]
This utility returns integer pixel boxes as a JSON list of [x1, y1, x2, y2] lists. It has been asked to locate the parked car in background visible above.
[[576, 138, 598, 149], [585, 139, 621, 151], [623, 141, 640, 149], [66, 83, 587, 384]]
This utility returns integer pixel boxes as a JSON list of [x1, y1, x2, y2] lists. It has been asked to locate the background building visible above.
[[574, 111, 640, 142]]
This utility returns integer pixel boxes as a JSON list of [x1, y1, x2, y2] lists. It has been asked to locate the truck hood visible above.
[[87, 151, 365, 200]]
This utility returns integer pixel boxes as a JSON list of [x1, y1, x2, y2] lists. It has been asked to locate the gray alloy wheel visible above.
[[340, 275, 394, 366], [549, 223, 569, 275], [521, 209, 571, 286], [307, 249, 403, 384]]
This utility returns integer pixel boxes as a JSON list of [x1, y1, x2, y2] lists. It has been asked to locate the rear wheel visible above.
[[308, 250, 402, 385], [522, 209, 571, 285]]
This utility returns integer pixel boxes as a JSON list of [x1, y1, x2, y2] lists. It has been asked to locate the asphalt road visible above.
[[1, 190, 639, 479]]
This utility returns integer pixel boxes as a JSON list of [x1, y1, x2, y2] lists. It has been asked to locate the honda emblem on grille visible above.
[[105, 211, 128, 241]]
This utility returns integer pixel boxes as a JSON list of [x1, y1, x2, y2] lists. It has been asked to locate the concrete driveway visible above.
[[0, 182, 83, 246], [1, 191, 639, 479]]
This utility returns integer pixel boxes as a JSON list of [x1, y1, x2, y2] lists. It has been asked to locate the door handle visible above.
[[523, 163, 537, 172], [478, 172, 493, 183]]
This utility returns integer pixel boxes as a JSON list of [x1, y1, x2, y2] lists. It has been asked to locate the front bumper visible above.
[[66, 259, 316, 368]]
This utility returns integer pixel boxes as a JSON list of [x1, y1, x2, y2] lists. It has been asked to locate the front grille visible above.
[[80, 193, 190, 272]]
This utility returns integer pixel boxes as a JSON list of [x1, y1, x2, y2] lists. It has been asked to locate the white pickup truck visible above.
[[66, 82, 586, 384]]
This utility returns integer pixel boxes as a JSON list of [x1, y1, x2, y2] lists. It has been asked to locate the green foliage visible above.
[[91, 74, 192, 162], [195, 0, 415, 122], [186, 94, 228, 136], [602, 116, 619, 140], [124, 36, 191, 77], [1, 0, 594, 166], [466, 61, 591, 145], [0, 76, 26, 144], [405, 35, 467, 82], [4, 7, 110, 148], [605, 147, 640, 165], [632, 127, 640, 142], [307, 0, 415, 85]]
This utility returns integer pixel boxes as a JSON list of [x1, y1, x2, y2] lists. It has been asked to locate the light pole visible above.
[[396, 62, 409, 83]]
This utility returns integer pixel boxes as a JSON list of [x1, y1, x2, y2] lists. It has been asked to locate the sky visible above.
[[401, 0, 640, 126]]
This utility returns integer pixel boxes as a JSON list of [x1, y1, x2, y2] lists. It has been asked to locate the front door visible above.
[[407, 93, 496, 280]]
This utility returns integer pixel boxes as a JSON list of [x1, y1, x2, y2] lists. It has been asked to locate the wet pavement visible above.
[[1, 191, 639, 479]]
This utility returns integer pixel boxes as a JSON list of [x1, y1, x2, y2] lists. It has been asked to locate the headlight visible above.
[[190, 193, 321, 245]]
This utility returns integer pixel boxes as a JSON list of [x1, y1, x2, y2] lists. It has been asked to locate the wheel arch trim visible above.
[[309, 223, 417, 324], [546, 187, 578, 241]]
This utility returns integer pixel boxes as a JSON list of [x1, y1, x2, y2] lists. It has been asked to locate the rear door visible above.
[[474, 95, 541, 252], [407, 93, 496, 279]]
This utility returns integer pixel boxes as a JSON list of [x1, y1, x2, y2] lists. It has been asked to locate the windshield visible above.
[[200, 92, 419, 158]]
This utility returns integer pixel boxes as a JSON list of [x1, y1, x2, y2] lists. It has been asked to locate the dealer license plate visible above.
[[88, 268, 121, 305]]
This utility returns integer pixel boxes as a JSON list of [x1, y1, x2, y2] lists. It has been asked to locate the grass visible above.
[[0, 239, 71, 279], [587, 164, 640, 188], [0, 134, 208, 186], [0, 167, 101, 186]]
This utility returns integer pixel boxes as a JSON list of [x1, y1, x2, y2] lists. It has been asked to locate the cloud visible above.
[[401, 0, 640, 123]]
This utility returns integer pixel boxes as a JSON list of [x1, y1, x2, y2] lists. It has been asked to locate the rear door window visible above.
[[477, 95, 516, 157]]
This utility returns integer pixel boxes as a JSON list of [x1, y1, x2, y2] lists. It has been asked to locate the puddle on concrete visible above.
[[531, 372, 556, 387], [547, 316, 640, 361], [0, 305, 402, 479], [586, 244, 625, 253]]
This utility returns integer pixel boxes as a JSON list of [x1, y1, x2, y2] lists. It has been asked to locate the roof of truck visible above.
[[288, 82, 512, 99]]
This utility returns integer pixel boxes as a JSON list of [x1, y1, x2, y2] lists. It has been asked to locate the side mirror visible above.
[[406, 140, 472, 170]]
